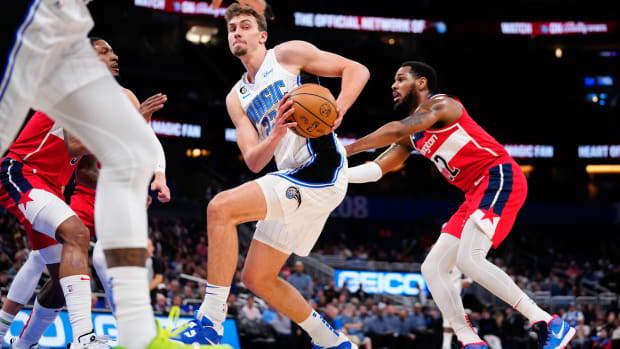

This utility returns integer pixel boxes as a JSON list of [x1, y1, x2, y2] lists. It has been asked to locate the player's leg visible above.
[[172, 181, 267, 344], [456, 221, 574, 348], [91, 240, 112, 310], [47, 70, 164, 348], [242, 239, 346, 348], [13, 245, 64, 349], [0, 0, 41, 154], [0, 250, 46, 339], [421, 233, 484, 346]]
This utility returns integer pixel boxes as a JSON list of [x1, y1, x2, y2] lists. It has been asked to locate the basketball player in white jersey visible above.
[[172, 3, 369, 348], [0, 1, 213, 349], [345, 61, 574, 349]]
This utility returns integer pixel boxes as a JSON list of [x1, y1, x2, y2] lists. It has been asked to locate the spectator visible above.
[[334, 303, 372, 349], [227, 293, 239, 317], [147, 237, 165, 306], [262, 304, 292, 349], [239, 295, 262, 320], [563, 304, 585, 327], [287, 261, 313, 299]]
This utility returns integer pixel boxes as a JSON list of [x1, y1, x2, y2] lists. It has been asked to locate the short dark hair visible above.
[[225, 2, 267, 32], [400, 61, 437, 93], [89, 36, 105, 46]]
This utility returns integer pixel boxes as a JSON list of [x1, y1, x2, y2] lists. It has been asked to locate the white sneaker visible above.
[[68, 331, 111, 349], [311, 332, 358, 349], [9, 337, 38, 349]]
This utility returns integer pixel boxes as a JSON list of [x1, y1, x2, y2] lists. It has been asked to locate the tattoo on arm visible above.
[[402, 109, 431, 128]]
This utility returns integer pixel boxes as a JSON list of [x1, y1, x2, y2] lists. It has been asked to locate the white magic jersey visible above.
[[233, 49, 345, 173]]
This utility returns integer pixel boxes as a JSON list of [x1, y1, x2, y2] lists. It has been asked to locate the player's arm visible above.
[[275, 41, 370, 128], [348, 138, 412, 183], [124, 88, 171, 202], [226, 89, 296, 173], [75, 155, 99, 190], [63, 130, 90, 157], [345, 97, 458, 156]]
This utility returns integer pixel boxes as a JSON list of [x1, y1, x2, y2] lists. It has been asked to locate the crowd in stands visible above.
[[2, 209, 620, 348]]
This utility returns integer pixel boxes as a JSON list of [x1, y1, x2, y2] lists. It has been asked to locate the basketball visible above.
[[288, 83, 338, 138]]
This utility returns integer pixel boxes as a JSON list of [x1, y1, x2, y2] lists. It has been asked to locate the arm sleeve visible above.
[[154, 136, 166, 175], [347, 161, 383, 183]]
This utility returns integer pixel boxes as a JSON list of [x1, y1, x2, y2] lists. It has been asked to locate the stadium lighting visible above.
[[586, 165, 620, 174], [186, 25, 218, 45]]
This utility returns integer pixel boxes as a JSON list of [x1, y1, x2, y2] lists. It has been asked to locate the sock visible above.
[[514, 294, 553, 324], [450, 315, 481, 346], [0, 310, 15, 338], [108, 267, 157, 349], [442, 332, 453, 349], [298, 310, 340, 347], [60, 275, 93, 343], [15, 299, 60, 349], [197, 283, 230, 335]]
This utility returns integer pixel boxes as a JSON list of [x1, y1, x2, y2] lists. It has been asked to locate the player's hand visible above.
[[330, 104, 345, 132], [272, 94, 297, 141], [151, 173, 171, 203], [139, 93, 167, 120], [211, 0, 223, 9]]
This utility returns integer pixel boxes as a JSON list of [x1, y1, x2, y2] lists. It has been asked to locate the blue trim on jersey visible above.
[[0, 0, 41, 104], [0, 158, 34, 204], [491, 163, 513, 215], [272, 133, 344, 188], [478, 163, 513, 215]]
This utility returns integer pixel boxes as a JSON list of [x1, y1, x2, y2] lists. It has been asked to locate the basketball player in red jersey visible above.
[[345, 61, 575, 349], [0, 110, 103, 348]]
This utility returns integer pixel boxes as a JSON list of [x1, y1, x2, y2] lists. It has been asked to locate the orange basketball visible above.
[[288, 83, 338, 138]]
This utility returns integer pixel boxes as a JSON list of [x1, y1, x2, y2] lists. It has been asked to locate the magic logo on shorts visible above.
[[286, 186, 301, 208]]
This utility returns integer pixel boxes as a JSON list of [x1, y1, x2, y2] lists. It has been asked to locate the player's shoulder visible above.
[[274, 40, 315, 57]]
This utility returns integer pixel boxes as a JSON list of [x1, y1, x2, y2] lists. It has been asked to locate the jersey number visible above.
[[260, 111, 277, 136], [433, 154, 460, 181]]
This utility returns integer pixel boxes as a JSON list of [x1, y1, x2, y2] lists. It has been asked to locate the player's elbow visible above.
[[357, 63, 370, 83], [245, 160, 263, 174]]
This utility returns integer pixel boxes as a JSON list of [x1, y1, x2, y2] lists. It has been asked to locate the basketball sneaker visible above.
[[170, 310, 222, 345], [68, 331, 111, 349], [462, 343, 489, 349], [9, 337, 38, 349], [115, 307, 231, 349], [532, 315, 576, 349], [311, 332, 358, 349]]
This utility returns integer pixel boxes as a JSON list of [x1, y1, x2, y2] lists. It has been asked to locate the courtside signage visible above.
[[2, 311, 240, 349], [294, 12, 429, 33], [335, 269, 429, 296]]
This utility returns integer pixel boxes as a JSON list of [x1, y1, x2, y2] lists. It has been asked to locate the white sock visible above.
[[514, 294, 552, 324], [298, 310, 340, 347], [60, 275, 93, 343], [450, 315, 481, 345], [15, 299, 60, 349], [197, 283, 230, 335], [0, 310, 15, 338], [442, 331, 453, 349], [108, 267, 157, 349]]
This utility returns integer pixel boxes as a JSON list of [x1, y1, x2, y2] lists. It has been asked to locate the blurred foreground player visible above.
[[0, 1, 218, 348], [172, 3, 369, 349], [346, 61, 575, 349]]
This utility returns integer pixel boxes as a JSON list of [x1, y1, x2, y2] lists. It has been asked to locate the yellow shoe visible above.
[[115, 307, 232, 349]]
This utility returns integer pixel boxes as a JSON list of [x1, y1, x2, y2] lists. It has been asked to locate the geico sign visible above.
[[335, 270, 428, 296]]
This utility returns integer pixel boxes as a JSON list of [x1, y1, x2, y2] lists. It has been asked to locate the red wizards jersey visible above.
[[410, 95, 511, 192], [7, 111, 79, 195]]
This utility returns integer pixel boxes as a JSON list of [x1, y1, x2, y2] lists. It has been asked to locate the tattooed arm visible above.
[[345, 96, 461, 156]]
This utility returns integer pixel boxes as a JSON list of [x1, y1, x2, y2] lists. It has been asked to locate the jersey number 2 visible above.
[[433, 154, 460, 181]]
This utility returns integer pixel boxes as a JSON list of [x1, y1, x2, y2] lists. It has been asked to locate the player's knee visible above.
[[455, 251, 479, 278], [207, 191, 234, 223], [421, 259, 435, 281], [241, 268, 271, 293], [61, 224, 91, 250]]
